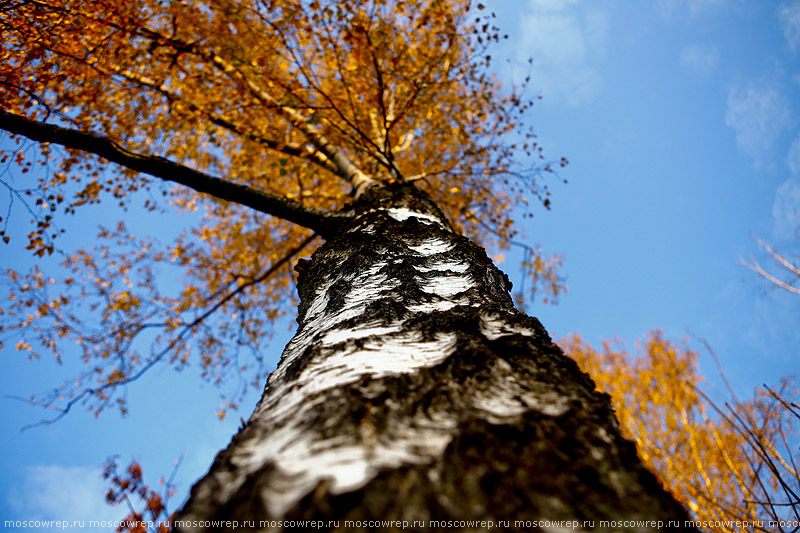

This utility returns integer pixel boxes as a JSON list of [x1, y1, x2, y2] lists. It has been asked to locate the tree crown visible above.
[[0, 0, 561, 419]]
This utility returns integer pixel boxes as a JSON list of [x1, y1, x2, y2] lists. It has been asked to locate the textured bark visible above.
[[175, 184, 696, 532]]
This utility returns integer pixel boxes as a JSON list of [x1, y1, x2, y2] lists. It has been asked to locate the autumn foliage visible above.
[[0, 0, 565, 419], [561, 332, 800, 531], [102, 457, 178, 533]]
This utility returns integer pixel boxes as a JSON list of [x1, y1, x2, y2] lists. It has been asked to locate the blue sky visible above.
[[2, 0, 800, 531], [492, 0, 800, 392]]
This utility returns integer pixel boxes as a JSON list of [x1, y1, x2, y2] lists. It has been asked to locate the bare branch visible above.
[[757, 238, 800, 278], [9, 232, 317, 429], [742, 254, 800, 296]]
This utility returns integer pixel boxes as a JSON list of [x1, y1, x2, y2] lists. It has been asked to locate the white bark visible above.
[[176, 184, 695, 532]]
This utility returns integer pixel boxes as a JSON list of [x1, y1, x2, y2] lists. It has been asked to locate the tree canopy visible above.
[[0, 0, 563, 419]]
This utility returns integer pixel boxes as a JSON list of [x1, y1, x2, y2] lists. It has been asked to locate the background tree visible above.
[[562, 332, 800, 532]]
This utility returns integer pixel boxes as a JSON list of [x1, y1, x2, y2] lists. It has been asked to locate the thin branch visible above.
[[11, 387, 95, 431], [10, 233, 317, 430], [6, 395, 66, 413], [320, 22, 361, 139], [692, 332, 741, 406], [743, 254, 800, 296], [0, 110, 349, 236], [253, 13, 388, 178], [207, 54, 377, 196], [742, 237, 800, 295], [363, 23, 403, 180], [102, 65, 341, 176], [405, 161, 460, 183], [161, 454, 183, 518], [745, 500, 800, 507], [183, 233, 317, 331], [756, 237, 800, 277]]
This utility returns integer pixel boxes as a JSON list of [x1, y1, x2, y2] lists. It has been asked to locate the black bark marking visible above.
[[176, 183, 696, 532]]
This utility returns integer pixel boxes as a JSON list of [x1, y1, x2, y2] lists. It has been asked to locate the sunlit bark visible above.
[[176, 184, 694, 531]]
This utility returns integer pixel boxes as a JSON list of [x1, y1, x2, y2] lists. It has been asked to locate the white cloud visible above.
[[778, 1, 800, 51], [772, 177, 800, 241], [657, 0, 726, 20], [724, 80, 792, 166], [774, 135, 800, 240], [528, 0, 581, 12], [519, 0, 608, 107], [680, 44, 719, 74], [7, 464, 122, 532], [788, 132, 800, 174], [687, 0, 725, 16]]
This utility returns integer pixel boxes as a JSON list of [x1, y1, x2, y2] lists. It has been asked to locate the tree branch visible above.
[[208, 54, 378, 196], [0, 110, 350, 237], [103, 65, 342, 176], [742, 238, 800, 296], [754, 237, 800, 277]]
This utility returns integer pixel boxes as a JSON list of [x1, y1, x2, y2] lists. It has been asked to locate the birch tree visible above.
[[1, 0, 694, 529]]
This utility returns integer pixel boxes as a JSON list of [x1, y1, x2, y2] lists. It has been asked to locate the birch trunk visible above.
[[175, 184, 695, 532]]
